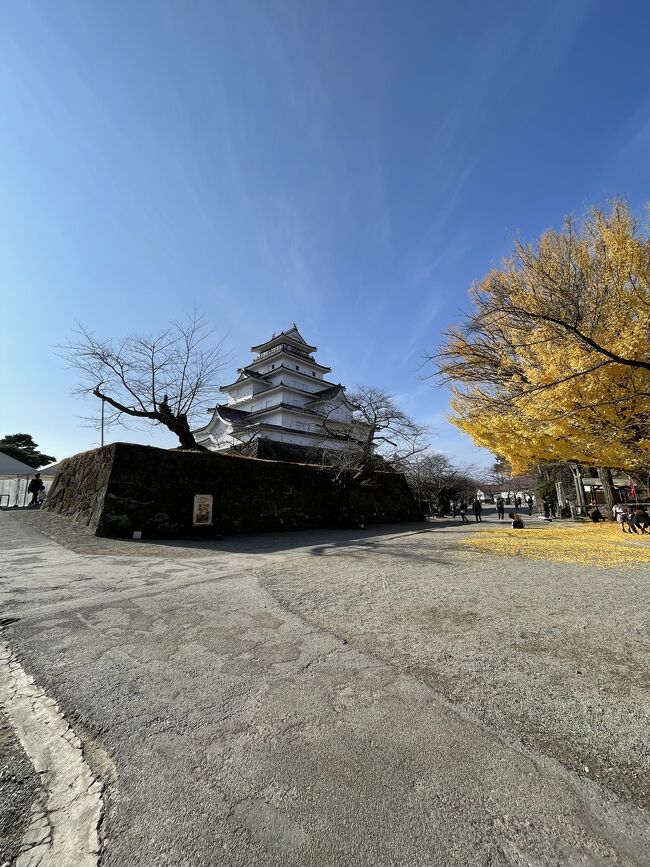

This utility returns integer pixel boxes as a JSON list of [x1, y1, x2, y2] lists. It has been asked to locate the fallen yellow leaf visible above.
[[462, 522, 650, 567]]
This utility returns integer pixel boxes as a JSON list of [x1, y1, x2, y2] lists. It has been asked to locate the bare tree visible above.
[[404, 451, 477, 514], [61, 312, 228, 449], [319, 385, 431, 482]]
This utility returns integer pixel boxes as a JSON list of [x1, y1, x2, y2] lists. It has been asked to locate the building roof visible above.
[[215, 405, 250, 422], [278, 366, 336, 384], [477, 475, 538, 491], [240, 402, 321, 423], [37, 460, 66, 477], [227, 380, 336, 403], [239, 367, 269, 381], [250, 325, 317, 355], [221, 363, 335, 393], [0, 451, 38, 477], [307, 384, 345, 402], [582, 477, 630, 487], [246, 355, 332, 374], [219, 369, 275, 391]]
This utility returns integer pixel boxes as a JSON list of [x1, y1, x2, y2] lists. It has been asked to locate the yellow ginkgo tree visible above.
[[433, 201, 650, 508]]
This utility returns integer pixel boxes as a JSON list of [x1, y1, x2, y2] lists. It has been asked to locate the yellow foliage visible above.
[[439, 201, 650, 472], [462, 523, 650, 568]]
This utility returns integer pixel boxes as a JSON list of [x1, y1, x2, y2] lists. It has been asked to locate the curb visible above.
[[0, 641, 103, 867]]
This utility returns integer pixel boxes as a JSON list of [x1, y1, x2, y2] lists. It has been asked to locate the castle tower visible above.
[[193, 325, 363, 457]]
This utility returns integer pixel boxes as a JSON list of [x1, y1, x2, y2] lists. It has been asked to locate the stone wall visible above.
[[44, 443, 423, 538], [44, 446, 117, 528], [227, 438, 325, 464]]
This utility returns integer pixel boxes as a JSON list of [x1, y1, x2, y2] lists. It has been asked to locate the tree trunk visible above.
[[161, 413, 203, 450], [597, 467, 619, 519]]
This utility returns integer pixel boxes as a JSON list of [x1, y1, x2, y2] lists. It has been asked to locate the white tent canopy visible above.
[[0, 452, 36, 479], [0, 452, 65, 507]]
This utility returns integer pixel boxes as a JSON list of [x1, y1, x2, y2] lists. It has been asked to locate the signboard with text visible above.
[[193, 494, 213, 527]]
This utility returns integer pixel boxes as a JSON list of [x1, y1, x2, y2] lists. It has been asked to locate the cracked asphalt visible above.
[[0, 709, 38, 865], [1, 509, 649, 866]]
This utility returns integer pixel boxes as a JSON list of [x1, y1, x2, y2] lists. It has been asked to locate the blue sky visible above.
[[2, 0, 650, 468]]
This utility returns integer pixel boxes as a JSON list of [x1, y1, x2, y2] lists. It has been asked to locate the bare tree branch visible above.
[[59, 312, 229, 449]]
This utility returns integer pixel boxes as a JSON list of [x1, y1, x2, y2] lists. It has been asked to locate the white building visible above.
[[193, 326, 364, 455]]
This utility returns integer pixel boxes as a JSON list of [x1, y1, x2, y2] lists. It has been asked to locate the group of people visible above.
[[447, 492, 650, 534], [612, 503, 650, 534], [450, 497, 526, 529], [451, 498, 483, 524]]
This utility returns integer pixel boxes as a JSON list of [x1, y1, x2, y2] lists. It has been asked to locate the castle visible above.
[[193, 326, 365, 458]]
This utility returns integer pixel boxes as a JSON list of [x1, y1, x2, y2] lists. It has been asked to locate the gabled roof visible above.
[[251, 325, 317, 354], [216, 405, 250, 422], [227, 380, 335, 402], [192, 403, 250, 435], [308, 385, 359, 411], [243, 402, 321, 422], [307, 384, 345, 402], [284, 325, 308, 344], [219, 369, 274, 391], [201, 402, 319, 431], [246, 357, 332, 374], [239, 367, 269, 381]]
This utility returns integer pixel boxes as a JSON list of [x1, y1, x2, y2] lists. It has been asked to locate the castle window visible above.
[[312, 371, 315, 376], [295, 365, 299, 370]]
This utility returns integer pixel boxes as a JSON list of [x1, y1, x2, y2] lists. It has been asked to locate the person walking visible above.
[[473, 498, 483, 523], [27, 473, 44, 507], [459, 501, 469, 524], [496, 496, 505, 520], [526, 496, 533, 516], [612, 503, 625, 528]]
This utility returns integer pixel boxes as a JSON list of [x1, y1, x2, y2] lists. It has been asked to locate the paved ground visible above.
[[1, 508, 649, 866]]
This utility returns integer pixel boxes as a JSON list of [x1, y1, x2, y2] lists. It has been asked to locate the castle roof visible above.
[[213, 405, 249, 422], [246, 355, 331, 374], [239, 367, 269, 380], [250, 325, 317, 355], [220, 364, 336, 393], [207, 401, 323, 425], [307, 384, 344, 402]]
